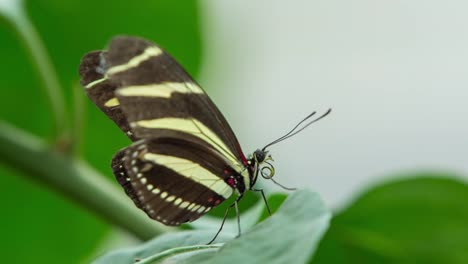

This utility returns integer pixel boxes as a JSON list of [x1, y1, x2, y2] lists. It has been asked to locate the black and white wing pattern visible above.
[[112, 138, 237, 225], [79, 36, 251, 225]]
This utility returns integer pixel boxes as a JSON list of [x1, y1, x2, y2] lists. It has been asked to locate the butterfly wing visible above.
[[79, 36, 252, 225], [112, 138, 236, 225], [79, 36, 247, 166], [79, 50, 138, 140]]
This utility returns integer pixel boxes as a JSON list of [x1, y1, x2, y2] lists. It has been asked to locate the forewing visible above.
[[79, 51, 138, 140], [112, 138, 237, 226], [103, 36, 247, 165]]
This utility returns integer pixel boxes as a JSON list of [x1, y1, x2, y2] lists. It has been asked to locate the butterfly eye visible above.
[[253, 149, 267, 163]]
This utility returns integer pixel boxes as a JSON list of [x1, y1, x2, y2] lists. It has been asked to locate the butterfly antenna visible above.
[[262, 111, 316, 150], [262, 108, 332, 151]]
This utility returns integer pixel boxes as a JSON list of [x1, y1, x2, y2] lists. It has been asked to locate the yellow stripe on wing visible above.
[[131, 118, 243, 173], [85, 77, 107, 89], [107, 46, 163, 75], [143, 153, 233, 199], [116, 82, 203, 98]]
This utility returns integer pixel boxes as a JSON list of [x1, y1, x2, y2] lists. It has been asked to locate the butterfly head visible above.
[[253, 149, 268, 163], [252, 149, 275, 180]]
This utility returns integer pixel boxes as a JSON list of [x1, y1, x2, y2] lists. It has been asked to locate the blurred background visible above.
[[198, 1, 468, 206], [0, 0, 467, 263]]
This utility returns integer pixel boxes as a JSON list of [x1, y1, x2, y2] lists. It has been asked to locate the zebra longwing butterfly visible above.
[[79, 36, 329, 233]]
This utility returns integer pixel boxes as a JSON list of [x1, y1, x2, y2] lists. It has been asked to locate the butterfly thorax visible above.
[[224, 169, 248, 194]]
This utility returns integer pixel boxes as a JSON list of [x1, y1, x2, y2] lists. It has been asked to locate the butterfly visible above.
[[79, 36, 330, 241]]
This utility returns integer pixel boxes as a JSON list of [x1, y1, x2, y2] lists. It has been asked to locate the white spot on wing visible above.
[[188, 203, 195, 210], [192, 205, 201, 212], [197, 206, 206, 213]]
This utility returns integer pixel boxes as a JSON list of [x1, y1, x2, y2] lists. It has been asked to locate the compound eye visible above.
[[254, 149, 266, 162]]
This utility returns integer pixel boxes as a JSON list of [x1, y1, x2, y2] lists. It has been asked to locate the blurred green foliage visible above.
[[0, 0, 201, 263], [312, 175, 468, 264]]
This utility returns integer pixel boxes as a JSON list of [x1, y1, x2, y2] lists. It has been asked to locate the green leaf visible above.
[[205, 189, 330, 264], [93, 189, 330, 264], [187, 192, 287, 236], [312, 174, 468, 264], [92, 231, 229, 264]]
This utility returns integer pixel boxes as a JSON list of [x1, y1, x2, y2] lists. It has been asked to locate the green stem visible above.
[[5, 2, 68, 141], [0, 121, 171, 240], [71, 82, 86, 157]]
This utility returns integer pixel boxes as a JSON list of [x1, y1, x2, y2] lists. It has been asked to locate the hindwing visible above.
[[112, 138, 240, 225]]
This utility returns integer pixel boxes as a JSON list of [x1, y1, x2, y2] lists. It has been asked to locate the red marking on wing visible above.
[[235, 142, 248, 165], [227, 178, 236, 187]]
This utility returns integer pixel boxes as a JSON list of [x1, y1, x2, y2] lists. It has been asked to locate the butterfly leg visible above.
[[252, 188, 271, 216], [207, 202, 234, 245], [207, 195, 244, 245], [234, 196, 242, 238]]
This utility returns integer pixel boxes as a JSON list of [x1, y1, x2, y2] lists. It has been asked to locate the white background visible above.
[[198, 0, 468, 207]]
